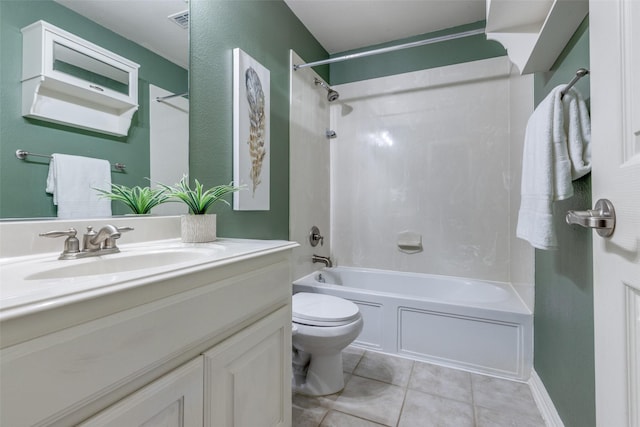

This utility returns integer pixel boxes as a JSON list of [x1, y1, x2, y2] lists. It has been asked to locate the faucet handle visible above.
[[39, 228, 80, 257], [39, 228, 77, 239], [116, 226, 134, 233], [309, 226, 324, 247]]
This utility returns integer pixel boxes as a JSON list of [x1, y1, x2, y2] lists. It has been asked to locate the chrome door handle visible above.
[[566, 198, 616, 237]]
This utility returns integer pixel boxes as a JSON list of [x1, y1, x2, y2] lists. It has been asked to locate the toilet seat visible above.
[[292, 292, 360, 327]]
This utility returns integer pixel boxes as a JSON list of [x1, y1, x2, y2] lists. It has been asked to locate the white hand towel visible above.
[[46, 154, 112, 219], [564, 89, 591, 180], [516, 85, 591, 250]]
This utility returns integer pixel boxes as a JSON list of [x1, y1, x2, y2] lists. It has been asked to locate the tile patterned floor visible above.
[[292, 347, 546, 427]]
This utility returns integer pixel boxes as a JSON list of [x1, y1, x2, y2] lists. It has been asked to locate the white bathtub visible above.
[[293, 266, 532, 380]]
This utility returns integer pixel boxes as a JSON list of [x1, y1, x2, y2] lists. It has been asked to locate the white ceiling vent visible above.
[[168, 10, 189, 29]]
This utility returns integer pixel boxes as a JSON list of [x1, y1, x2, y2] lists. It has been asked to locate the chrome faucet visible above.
[[40, 225, 133, 260], [83, 225, 120, 251], [311, 254, 333, 268]]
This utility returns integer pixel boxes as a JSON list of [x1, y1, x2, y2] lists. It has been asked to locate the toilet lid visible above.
[[292, 292, 360, 326]]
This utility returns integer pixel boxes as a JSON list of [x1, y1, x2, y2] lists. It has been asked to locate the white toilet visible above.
[[292, 292, 363, 396]]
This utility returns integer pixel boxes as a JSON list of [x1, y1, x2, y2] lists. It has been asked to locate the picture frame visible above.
[[233, 48, 270, 211]]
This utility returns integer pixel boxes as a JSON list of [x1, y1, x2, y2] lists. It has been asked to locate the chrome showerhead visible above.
[[314, 77, 340, 102]]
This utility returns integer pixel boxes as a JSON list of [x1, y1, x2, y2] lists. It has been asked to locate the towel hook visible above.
[[560, 68, 590, 99]]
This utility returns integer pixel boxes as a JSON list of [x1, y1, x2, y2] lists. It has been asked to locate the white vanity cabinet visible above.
[[204, 306, 291, 427], [80, 307, 292, 427], [79, 357, 205, 427], [0, 239, 296, 427]]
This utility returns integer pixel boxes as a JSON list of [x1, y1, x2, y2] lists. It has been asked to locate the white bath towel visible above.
[[516, 85, 591, 250], [46, 154, 112, 219]]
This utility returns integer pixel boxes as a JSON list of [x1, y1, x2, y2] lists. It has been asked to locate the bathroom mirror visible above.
[[53, 42, 131, 94], [0, 0, 189, 219]]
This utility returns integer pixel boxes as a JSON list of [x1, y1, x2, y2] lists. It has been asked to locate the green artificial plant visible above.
[[160, 175, 243, 215], [95, 183, 170, 214]]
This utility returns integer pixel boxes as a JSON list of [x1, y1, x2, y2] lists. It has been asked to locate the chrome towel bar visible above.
[[15, 149, 126, 171]]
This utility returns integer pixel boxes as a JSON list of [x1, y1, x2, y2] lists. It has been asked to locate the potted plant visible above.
[[95, 183, 170, 215], [160, 175, 242, 242]]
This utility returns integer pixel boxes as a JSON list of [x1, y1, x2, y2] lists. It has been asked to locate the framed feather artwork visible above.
[[233, 48, 270, 210]]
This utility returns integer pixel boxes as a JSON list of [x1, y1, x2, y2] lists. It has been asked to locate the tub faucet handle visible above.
[[309, 225, 324, 247]]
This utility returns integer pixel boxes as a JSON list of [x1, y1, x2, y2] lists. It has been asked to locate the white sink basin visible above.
[[0, 237, 296, 321], [24, 249, 213, 280]]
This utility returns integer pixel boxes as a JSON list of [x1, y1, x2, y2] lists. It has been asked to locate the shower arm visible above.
[[314, 78, 329, 91]]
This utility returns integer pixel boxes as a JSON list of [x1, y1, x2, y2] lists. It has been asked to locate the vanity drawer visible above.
[[0, 256, 291, 426]]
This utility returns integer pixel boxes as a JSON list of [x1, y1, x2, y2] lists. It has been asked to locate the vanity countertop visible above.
[[0, 237, 298, 323]]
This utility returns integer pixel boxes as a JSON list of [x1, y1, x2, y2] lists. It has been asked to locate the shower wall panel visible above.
[[289, 51, 331, 280], [330, 57, 533, 302]]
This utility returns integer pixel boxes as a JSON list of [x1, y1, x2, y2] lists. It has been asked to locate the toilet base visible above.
[[292, 352, 345, 396]]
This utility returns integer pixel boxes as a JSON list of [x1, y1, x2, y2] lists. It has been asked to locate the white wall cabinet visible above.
[[21, 20, 139, 136], [204, 306, 292, 427]]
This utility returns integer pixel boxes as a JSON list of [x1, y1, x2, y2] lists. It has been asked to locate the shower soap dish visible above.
[[397, 231, 423, 254]]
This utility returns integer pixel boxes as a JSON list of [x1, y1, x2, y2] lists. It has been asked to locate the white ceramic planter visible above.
[[180, 214, 216, 243]]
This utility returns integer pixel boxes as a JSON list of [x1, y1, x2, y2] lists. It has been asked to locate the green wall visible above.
[[330, 21, 505, 84], [189, 0, 328, 240], [0, 0, 187, 218], [188, 3, 506, 240], [533, 17, 595, 427]]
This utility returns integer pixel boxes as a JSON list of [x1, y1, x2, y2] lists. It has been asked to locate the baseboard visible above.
[[529, 369, 565, 427]]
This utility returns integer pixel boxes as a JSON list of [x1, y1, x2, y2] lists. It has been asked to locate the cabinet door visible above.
[[78, 357, 203, 427], [204, 306, 292, 427]]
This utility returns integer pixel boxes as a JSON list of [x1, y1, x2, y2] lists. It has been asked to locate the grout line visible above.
[[350, 348, 366, 374], [402, 365, 476, 407], [470, 373, 479, 426], [394, 361, 416, 427], [331, 409, 389, 427], [316, 408, 330, 427]]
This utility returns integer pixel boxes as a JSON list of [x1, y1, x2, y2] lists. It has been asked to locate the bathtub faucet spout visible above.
[[312, 254, 333, 268]]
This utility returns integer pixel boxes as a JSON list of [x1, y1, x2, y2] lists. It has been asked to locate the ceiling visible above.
[[53, 0, 189, 69], [283, 0, 486, 54], [53, 0, 486, 69]]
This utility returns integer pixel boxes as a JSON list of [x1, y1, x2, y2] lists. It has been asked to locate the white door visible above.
[[590, 0, 640, 425]]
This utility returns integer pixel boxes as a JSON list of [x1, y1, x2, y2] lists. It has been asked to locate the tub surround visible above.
[[329, 56, 535, 310], [0, 216, 296, 426]]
